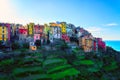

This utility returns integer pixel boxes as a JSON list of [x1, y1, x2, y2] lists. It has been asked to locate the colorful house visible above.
[[78, 37, 82, 47], [34, 25, 44, 34], [93, 38, 106, 52], [43, 24, 51, 43], [34, 34, 40, 42], [61, 34, 70, 42], [19, 26, 28, 41], [10, 24, 15, 37], [10, 24, 22, 42], [61, 22, 66, 34], [6, 23, 11, 41], [60, 22, 70, 42], [0, 21, 106, 53], [27, 23, 34, 36], [81, 35, 94, 52], [26, 23, 34, 42], [96, 38, 106, 51], [93, 39, 98, 52], [0, 23, 11, 41], [34, 24, 44, 42], [14, 24, 22, 36], [49, 22, 61, 39], [66, 24, 74, 37], [75, 27, 83, 38], [44, 24, 50, 34]]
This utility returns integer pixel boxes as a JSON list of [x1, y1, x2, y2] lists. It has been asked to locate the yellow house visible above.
[[61, 22, 66, 33], [49, 22, 62, 27], [0, 26, 2, 41], [81, 36, 93, 52], [27, 23, 34, 36], [84, 39, 93, 52], [0, 26, 8, 41]]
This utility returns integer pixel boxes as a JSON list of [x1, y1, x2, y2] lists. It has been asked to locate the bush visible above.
[[0, 41, 3, 46], [35, 40, 41, 46], [12, 66, 43, 77], [0, 59, 14, 73], [60, 42, 69, 50], [49, 68, 80, 80], [0, 41, 5, 49], [11, 42, 21, 50], [22, 42, 29, 49]]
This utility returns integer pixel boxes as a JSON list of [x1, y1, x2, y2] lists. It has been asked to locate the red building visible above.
[[19, 29, 28, 35], [61, 34, 70, 42], [19, 27, 28, 41], [96, 38, 106, 51]]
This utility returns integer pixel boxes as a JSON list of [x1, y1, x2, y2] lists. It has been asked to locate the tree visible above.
[[35, 40, 41, 47], [22, 42, 29, 49], [0, 41, 5, 49], [11, 42, 21, 50], [0, 41, 3, 49]]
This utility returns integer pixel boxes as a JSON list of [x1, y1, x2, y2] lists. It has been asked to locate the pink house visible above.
[[34, 34, 40, 42], [6, 23, 11, 41], [34, 25, 44, 41], [96, 38, 106, 51]]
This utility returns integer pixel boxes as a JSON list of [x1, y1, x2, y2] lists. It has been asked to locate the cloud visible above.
[[85, 26, 103, 33], [103, 23, 118, 27], [84, 26, 105, 38]]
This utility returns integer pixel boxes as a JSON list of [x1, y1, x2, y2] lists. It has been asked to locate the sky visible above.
[[0, 0, 120, 40]]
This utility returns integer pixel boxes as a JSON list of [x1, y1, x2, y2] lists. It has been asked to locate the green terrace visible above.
[[0, 42, 120, 80]]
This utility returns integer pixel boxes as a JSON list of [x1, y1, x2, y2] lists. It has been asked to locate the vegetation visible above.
[[11, 42, 21, 50], [35, 40, 41, 47], [0, 41, 120, 80], [22, 42, 29, 49]]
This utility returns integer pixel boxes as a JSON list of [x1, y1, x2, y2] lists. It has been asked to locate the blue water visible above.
[[104, 41, 120, 52]]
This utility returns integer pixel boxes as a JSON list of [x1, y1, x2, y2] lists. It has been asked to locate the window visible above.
[[36, 36, 38, 39], [2, 35, 4, 38]]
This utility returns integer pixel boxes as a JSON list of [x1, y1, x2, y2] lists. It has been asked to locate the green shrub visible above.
[[49, 68, 80, 80], [43, 58, 67, 67], [15, 74, 50, 80], [0, 59, 14, 73], [22, 42, 29, 49], [13, 66, 43, 77], [0, 59, 14, 67], [74, 60, 95, 66], [0, 76, 9, 80], [35, 40, 41, 46], [79, 60, 95, 65], [47, 64, 71, 74], [103, 61, 118, 71], [12, 42, 21, 50]]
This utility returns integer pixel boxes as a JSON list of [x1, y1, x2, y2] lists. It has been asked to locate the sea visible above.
[[104, 41, 120, 52]]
